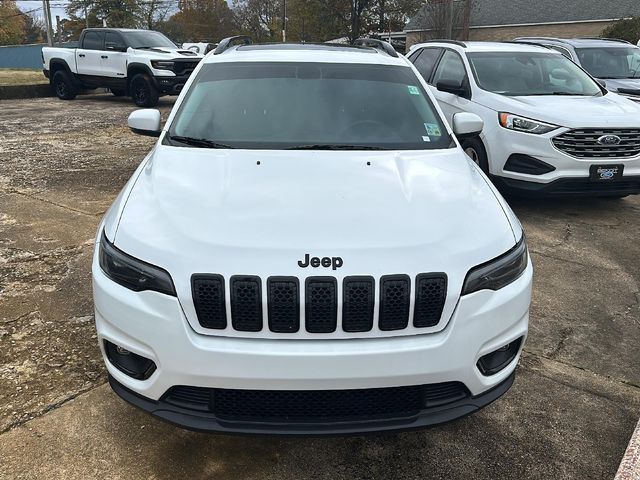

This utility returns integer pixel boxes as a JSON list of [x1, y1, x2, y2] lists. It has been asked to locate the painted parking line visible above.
[[616, 419, 640, 480]]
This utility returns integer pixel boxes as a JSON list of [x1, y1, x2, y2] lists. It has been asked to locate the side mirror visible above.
[[128, 109, 161, 137], [436, 78, 469, 97], [452, 112, 483, 140]]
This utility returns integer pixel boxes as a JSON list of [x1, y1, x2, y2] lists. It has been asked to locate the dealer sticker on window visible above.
[[424, 123, 442, 137], [407, 85, 420, 95]]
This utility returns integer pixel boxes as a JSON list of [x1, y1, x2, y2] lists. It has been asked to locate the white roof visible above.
[[202, 44, 409, 67], [411, 41, 560, 55]]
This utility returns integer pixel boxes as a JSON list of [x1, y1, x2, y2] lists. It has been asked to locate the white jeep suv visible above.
[[408, 41, 640, 197], [93, 37, 532, 435]]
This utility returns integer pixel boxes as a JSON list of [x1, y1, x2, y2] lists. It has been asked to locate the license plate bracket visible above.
[[589, 164, 624, 182]]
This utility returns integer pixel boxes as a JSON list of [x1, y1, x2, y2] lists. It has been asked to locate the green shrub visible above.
[[602, 17, 640, 44]]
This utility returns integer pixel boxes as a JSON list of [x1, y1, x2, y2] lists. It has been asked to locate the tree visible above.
[[416, 0, 472, 40], [168, 0, 239, 42], [602, 17, 640, 44], [0, 0, 26, 45], [233, 0, 282, 41], [22, 13, 46, 44], [66, 0, 141, 29]]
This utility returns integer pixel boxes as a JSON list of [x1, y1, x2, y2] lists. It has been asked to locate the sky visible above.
[[17, 0, 69, 22]]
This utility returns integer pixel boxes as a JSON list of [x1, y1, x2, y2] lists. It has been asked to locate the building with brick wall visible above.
[[404, 0, 640, 50]]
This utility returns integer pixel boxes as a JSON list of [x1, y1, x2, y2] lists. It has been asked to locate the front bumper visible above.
[[153, 75, 189, 95], [484, 125, 640, 195], [93, 250, 532, 434]]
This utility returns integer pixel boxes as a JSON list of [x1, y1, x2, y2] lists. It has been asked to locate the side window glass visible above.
[[410, 48, 443, 83], [105, 32, 126, 51], [433, 50, 467, 86], [83, 31, 103, 50]]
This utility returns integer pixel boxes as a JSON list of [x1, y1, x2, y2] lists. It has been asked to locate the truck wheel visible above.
[[130, 74, 159, 107], [461, 137, 489, 174], [110, 88, 126, 97], [52, 70, 77, 100]]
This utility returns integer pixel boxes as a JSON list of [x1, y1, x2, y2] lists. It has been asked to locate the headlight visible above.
[[498, 112, 558, 135], [99, 232, 176, 296], [462, 235, 528, 295], [151, 60, 175, 71]]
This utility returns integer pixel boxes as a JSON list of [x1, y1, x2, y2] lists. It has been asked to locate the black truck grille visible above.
[[552, 129, 640, 158], [191, 273, 448, 335], [171, 60, 200, 76], [163, 382, 469, 422]]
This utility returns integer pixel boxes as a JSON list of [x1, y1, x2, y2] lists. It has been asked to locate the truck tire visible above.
[[52, 70, 77, 100], [110, 88, 126, 97], [130, 74, 159, 107]]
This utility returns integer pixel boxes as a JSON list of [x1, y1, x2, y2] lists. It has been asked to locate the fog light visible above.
[[477, 337, 523, 376], [105, 340, 156, 380]]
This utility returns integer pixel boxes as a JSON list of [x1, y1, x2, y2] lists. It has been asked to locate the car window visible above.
[[169, 62, 452, 150], [105, 32, 126, 51], [432, 50, 467, 86], [82, 31, 103, 50], [410, 48, 442, 82], [575, 47, 640, 79], [467, 51, 602, 96], [123, 31, 176, 49]]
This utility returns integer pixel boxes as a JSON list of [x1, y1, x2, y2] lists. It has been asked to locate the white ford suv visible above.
[[408, 41, 640, 197], [93, 37, 532, 435]]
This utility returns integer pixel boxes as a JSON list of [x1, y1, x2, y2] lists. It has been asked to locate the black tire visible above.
[[52, 70, 77, 100], [130, 74, 159, 107], [110, 88, 126, 97], [461, 137, 489, 174]]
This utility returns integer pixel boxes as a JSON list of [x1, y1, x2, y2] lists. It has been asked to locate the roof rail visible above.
[[353, 38, 399, 57], [505, 40, 552, 49], [416, 39, 467, 48], [214, 35, 252, 55], [576, 37, 632, 44], [514, 36, 564, 42]]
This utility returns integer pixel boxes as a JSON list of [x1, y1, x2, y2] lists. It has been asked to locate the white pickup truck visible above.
[[42, 28, 203, 107]]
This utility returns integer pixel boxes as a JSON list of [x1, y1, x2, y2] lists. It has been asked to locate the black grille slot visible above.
[[162, 382, 470, 422], [342, 276, 375, 332], [191, 274, 227, 329], [552, 129, 640, 158], [305, 277, 337, 333], [164, 386, 211, 411], [230, 276, 263, 332], [172, 60, 200, 76], [379, 275, 410, 331], [414, 273, 447, 328], [267, 277, 299, 333]]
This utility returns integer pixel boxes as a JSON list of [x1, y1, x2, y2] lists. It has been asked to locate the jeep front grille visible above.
[[191, 273, 448, 336], [552, 129, 640, 158]]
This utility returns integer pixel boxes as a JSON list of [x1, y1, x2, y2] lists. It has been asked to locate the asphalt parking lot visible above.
[[0, 94, 639, 479]]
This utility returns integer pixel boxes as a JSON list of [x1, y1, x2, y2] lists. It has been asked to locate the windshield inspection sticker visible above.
[[407, 85, 420, 95], [424, 123, 442, 137], [422, 136, 431, 142]]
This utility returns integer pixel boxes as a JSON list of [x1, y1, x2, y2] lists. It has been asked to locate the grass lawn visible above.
[[0, 68, 48, 86]]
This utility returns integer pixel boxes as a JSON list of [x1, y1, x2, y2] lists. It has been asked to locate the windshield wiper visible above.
[[168, 135, 235, 149], [287, 144, 388, 150]]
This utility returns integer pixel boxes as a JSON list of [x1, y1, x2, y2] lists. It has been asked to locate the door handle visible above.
[[101, 55, 108, 59], [78, 54, 85, 58]]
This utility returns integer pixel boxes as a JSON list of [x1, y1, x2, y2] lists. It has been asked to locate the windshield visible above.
[[167, 62, 452, 150], [467, 51, 602, 96], [576, 47, 640, 79], [123, 31, 176, 49]]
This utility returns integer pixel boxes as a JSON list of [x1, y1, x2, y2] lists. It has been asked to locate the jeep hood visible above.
[[111, 146, 518, 327], [476, 91, 640, 127], [601, 78, 640, 96]]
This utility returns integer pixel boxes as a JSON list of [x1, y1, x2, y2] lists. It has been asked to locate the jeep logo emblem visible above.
[[298, 254, 343, 270], [597, 135, 621, 145]]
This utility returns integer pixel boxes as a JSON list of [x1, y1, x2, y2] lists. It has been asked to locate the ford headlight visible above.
[[499, 113, 558, 135]]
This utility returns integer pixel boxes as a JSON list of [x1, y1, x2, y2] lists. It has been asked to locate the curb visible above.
[[616, 418, 640, 480], [0, 83, 52, 100]]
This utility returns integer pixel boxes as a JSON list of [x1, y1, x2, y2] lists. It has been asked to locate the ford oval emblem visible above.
[[597, 134, 622, 145]]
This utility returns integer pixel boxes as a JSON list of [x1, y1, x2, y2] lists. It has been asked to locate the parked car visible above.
[[514, 37, 640, 102], [43, 28, 203, 107], [93, 36, 532, 435], [182, 42, 217, 55], [407, 40, 640, 197]]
